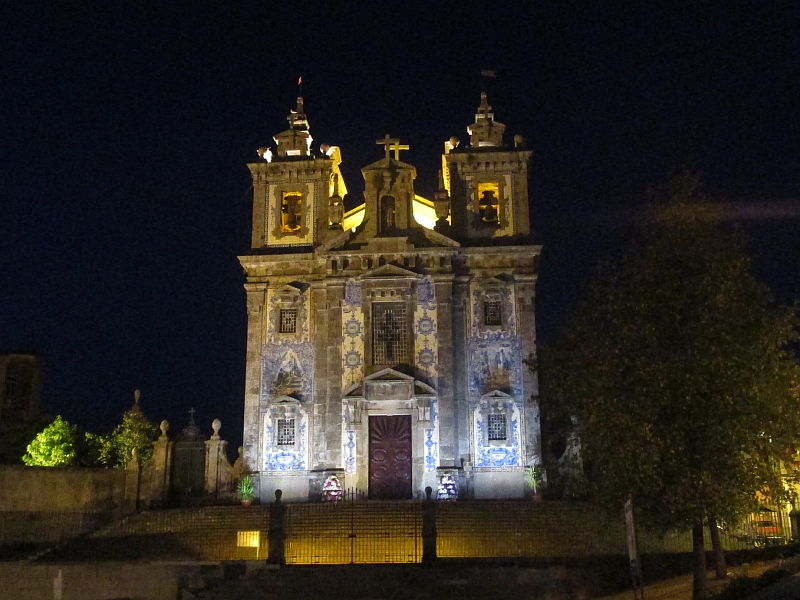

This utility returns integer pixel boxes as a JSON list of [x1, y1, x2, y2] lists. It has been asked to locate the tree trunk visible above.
[[708, 514, 727, 579], [692, 519, 708, 599]]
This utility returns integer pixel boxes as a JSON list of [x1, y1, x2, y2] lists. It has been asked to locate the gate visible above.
[[284, 491, 421, 564]]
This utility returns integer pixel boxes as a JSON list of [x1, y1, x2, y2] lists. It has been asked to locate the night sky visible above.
[[2, 2, 798, 451]]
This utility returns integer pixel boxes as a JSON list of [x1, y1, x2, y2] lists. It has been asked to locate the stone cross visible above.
[[376, 134, 399, 160], [188, 407, 196, 423], [390, 140, 410, 160]]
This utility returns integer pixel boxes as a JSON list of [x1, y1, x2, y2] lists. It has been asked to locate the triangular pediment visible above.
[[342, 383, 364, 397], [274, 283, 303, 295], [481, 390, 512, 401], [480, 277, 506, 289], [362, 264, 417, 279], [342, 368, 437, 399], [364, 367, 414, 381], [414, 380, 437, 396]]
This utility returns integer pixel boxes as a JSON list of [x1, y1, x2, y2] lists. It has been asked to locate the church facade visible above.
[[239, 92, 541, 501]]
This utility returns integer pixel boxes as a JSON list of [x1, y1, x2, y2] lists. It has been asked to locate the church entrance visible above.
[[368, 415, 412, 499]]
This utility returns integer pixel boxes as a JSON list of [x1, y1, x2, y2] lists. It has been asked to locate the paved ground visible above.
[[599, 559, 800, 600]]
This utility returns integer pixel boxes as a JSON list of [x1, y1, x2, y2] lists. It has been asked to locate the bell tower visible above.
[[247, 97, 347, 248], [444, 93, 532, 242]]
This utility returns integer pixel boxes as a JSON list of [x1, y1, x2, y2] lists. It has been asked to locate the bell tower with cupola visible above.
[[444, 92, 532, 243], [247, 96, 348, 249]]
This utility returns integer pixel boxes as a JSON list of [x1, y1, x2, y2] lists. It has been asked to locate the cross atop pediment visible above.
[[376, 134, 410, 161]]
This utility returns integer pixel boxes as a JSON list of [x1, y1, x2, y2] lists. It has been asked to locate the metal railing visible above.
[[5, 502, 796, 563], [285, 489, 421, 564]]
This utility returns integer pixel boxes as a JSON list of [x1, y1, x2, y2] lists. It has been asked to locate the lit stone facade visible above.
[[239, 93, 541, 501]]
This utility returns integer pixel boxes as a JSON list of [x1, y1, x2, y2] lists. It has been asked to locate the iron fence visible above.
[[285, 489, 421, 564], [7, 501, 796, 564]]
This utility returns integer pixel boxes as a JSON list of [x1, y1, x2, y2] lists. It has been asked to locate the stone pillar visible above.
[[123, 449, 141, 515], [421, 486, 437, 566], [205, 418, 233, 500], [267, 489, 286, 565], [144, 420, 173, 509]]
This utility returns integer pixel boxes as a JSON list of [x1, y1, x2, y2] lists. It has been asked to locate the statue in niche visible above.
[[380, 195, 396, 232], [479, 189, 499, 223], [281, 193, 303, 233]]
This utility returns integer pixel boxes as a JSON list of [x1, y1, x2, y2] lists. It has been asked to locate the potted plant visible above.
[[237, 474, 255, 506], [524, 464, 544, 501]]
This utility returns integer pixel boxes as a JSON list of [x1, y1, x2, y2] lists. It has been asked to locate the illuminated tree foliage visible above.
[[546, 175, 800, 598], [110, 398, 158, 468], [22, 415, 79, 467]]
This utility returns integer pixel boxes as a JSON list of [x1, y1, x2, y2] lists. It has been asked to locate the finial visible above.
[[134, 389, 141, 404], [212, 418, 222, 438], [257, 147, 273, 162], [159, 420, 169, 440], [477, 92, 492, 116]]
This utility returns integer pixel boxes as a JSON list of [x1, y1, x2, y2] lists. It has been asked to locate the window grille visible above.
[[277, 418, 295, 446], [484, 299, 502, 326], [372, 302, 408, 365], [488, 413, 507, 441], [279, 309, 298, 334]]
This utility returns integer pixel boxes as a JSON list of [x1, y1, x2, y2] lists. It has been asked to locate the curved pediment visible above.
[[269, 394, 302, 405], [481, 390, 512, 401]]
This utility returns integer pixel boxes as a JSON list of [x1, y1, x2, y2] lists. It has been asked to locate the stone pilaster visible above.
[[516, 276, 540, 465], [452, 278, 471, 465], [433, 276, 456, 466], [243, 283, 267, 473]]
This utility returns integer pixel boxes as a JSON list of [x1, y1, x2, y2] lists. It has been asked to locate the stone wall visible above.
[[0, 465, 127, 513], [0, 562, 223, 600]]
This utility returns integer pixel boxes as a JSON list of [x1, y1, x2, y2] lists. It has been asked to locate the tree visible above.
[[109, 390, 159, 468], [22, 415, 80, 467], [545, 174, 800, 599]]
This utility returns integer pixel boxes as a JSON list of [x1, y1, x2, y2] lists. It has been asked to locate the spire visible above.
[[287, 96, 310, 131], [467, 92, 505, 148], [274, 95, 313, 158]]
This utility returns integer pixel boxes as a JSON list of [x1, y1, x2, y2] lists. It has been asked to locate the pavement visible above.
[[599, 559, 800, 600]]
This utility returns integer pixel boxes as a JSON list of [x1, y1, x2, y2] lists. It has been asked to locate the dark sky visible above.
[[1, 1, 798, 450]]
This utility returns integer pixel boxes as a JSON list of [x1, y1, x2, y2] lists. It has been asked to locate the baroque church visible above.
[[239, 91, 541, 501]]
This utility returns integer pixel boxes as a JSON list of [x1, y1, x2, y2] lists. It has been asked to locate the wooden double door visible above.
[[368, 415, 412, 500]]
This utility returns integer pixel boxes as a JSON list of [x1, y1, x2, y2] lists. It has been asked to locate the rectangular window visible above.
[[276, 418, 295, 446], [372, 302, 408, 365], [488, 413, 507, 441], [279, 308, 298, 334], [484, 299, 502, 326]]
